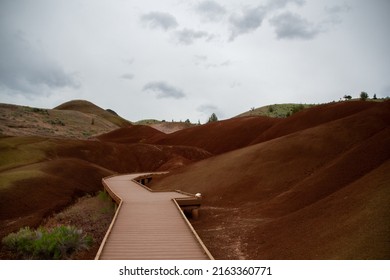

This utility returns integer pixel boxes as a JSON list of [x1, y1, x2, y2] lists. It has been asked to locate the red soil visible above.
[[96, 102, 380, 156], [96, 125, 165, 144], [149, 116, 277, 154], [0, 138, 211, 243], [149, 101, 390, 259]]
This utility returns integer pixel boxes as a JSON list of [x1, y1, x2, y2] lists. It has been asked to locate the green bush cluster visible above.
[[48, 118, 65, 126], [31, 108, 49, 115], [2, 225, 92, 259]]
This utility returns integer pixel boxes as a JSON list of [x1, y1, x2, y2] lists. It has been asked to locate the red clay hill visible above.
[[148, 100, 390, 259], [0, 100, 211, 245]]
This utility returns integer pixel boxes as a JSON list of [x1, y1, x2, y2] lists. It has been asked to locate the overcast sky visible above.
[[1, 0, 389, 122]]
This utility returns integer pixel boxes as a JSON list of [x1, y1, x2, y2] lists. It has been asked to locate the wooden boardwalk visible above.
[[95, 173, 213, 260]]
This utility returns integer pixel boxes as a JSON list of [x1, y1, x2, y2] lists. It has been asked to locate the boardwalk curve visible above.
[[95, 173, 213, 260]]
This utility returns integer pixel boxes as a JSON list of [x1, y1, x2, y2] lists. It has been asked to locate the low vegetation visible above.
[[2, 225, 92, 259], [237, 103, 314, 118]]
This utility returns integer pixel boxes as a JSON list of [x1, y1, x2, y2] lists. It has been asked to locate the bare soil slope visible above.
[[54, 99, 131, 127], [150, 101, 390, 259], [150, 116, 278, 154], [0, 136, 211, 243], [148, 101, 379, 155], [96, 125, 165, 143]]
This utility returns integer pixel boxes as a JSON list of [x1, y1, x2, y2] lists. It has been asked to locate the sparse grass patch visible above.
[[98, 190, 115, 214], [2, 225, 92, 260], [47, 118, 65, 126], [238, 103, 315, 118], [0, 137, 48, 171], [0, 168, 46, 190]]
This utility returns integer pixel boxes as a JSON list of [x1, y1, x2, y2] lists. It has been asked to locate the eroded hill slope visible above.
[[149, 101, 390, 259]]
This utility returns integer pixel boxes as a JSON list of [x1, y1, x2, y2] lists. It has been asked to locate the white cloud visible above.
[[229, 6, 267, 41]]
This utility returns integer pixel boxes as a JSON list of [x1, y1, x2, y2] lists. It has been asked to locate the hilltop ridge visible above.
[[54, 99, 131, 128]]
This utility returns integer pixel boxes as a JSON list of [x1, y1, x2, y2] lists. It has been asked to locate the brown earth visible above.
[[54, 99, 131, 128], [0, 136, 211, 248], [100, 101, 380, 155], [1, 100, 389, 260], [149, 100, 390, 259], [149, 122, 197, 134], [0, 103, 120, 139], [96, 125, 165, 143], [156, 101, 380, 155]]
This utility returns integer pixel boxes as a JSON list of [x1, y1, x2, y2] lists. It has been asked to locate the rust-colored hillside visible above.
[[0, 136, 211, 241], [146, 101, 381, 155], [96, 125, 165, 143], [149, 101, 390, 259]]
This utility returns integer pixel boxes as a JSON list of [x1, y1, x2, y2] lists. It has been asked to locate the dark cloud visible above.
[[143, 81, 186, 99], [0, 30, 80, 96], [121, 74, 134, 80], [270, 12, 322, 40], [228, 0, 306, 41], [229, 6, 266, 41], [174, 29, 214, 45], [195, 0, 226, 21], [140, 12, 178, 31]]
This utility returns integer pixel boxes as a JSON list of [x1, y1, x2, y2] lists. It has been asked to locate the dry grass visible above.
[[41, 192, 115, 259], [0, 103, 120, 139]]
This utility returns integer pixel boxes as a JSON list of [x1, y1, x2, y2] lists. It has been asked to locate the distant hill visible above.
[[135, 119, 197, 134], [97, 125, 165, 143], [0, 103, 120, 139], [54, 100, 131, 127], [236, 103, 315, 118], [146, 101, 380, 155]]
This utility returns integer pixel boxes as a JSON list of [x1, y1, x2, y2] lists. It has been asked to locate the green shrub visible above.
[[2, 226, 92, 259], [48, 118, 65, 126], [360, 91, 369, 101], [291, 104, 305, 115]]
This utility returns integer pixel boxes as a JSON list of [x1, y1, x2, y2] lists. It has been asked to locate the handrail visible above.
[[94, 178, 123, 260], [172, 198, 214, 260]]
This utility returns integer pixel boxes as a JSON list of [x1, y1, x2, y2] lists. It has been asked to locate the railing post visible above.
[[192, 208, 199, 220]]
